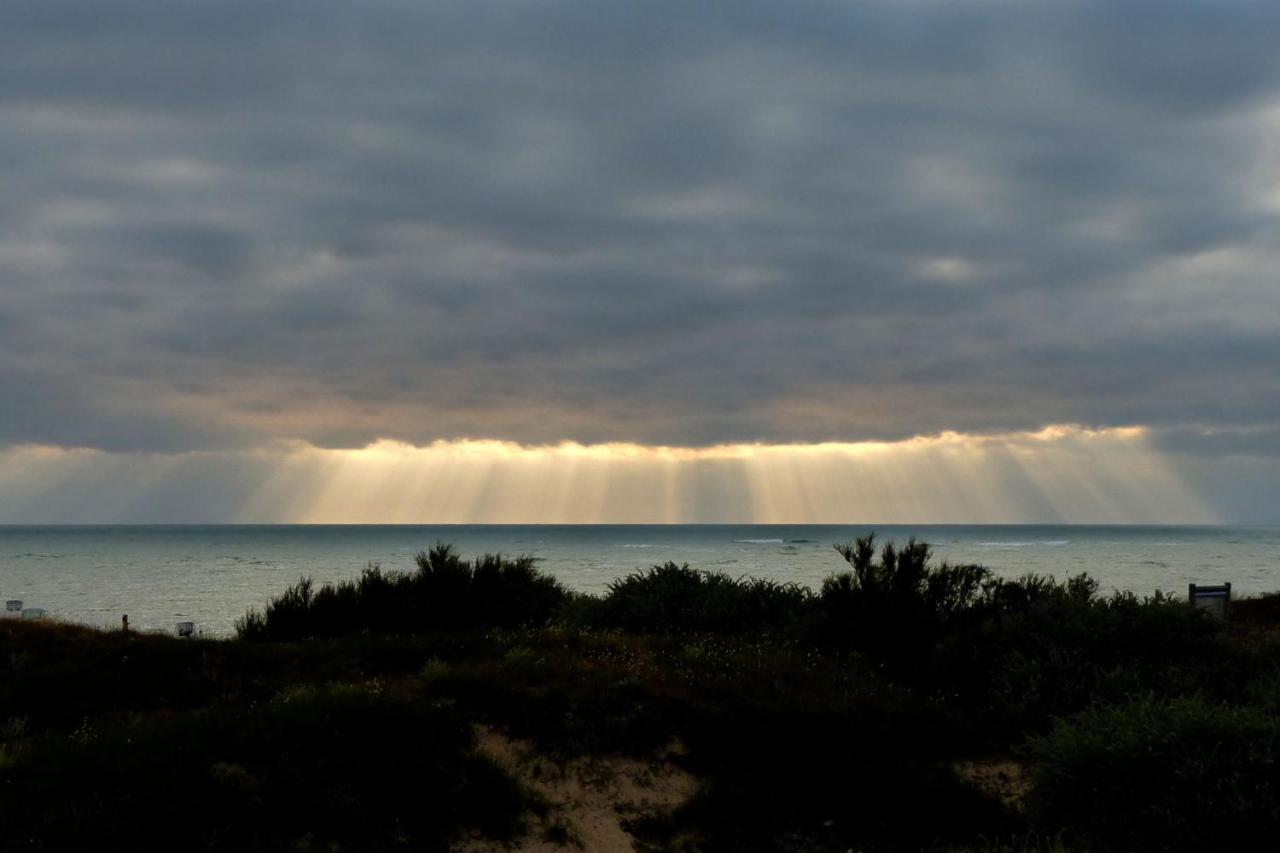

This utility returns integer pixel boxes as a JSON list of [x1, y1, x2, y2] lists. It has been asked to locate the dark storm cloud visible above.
[[1153, 427, 1280, 459], [1, 0, 1278, 451]]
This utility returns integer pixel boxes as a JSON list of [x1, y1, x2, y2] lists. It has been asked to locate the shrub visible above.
[[593, 561, 813, 635], [0, 683, 527, 851], [1024, 695, 1280, 850], [427, 547, 566, 631], [819, 534, 991, 653], [1230, 590, 1280, 632], [237, 544, 567, 640], [936, 576, 1229, 734], [655, 681, 1012, 851]]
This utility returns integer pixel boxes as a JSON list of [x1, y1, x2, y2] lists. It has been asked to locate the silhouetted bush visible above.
[[1231, 590, 1280, 632], [0, 683, 526, 851], [633, 643, 1011, 852], [429, 547, 566, 630], [237, 543, 566, 640], [805, 535, 1237, 740], [818, 534, 991, 652], [934, 574, 1228, 734], [0, 616, 506, 739], [591, 561, 814, 635], [1025, 695, 1280, 851]]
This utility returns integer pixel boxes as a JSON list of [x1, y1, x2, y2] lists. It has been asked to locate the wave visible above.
[[621, 543, 653, 549], [975, 540, 1072, 548], [733, 538, 784, 544]]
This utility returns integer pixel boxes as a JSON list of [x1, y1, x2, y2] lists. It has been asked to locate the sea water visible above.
[[1, 524, 1276, 636]]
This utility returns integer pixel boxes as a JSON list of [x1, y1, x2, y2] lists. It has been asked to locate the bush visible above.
[[237, 544, 567, 640], [819, 534, 991, 653], [592, 562, 813, 635], [0, 683, 526, 851], [430, 547, 566, 631], [1024, 695, 1280, 850], [652, 680, 1012, 851], [1231, 591, 1280, 632], [936, 576, 1229, 734]]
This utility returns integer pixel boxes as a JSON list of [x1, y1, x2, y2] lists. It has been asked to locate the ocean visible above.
[[2, 524, 1277, 636]]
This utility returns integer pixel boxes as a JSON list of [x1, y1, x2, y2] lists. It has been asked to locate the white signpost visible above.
[[1189, 583, 1231, 622]]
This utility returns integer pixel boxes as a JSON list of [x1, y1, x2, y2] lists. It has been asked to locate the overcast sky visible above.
[[2, 1, 1278, 521]]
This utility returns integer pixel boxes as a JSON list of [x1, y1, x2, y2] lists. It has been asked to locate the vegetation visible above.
[[1025, 694, 1280, 851], [1, 682, 523, 851], [235, 543, 565, 640], [3, 535, 1278, 850], [819, 534, 990, 652], [588, 560, 814, 635]]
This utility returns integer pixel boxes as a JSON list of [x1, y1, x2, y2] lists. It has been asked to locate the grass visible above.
[[4, 536, 1280, 850]]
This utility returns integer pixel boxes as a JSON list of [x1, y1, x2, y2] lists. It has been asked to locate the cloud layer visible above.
[[2, 1, 1279, 461]]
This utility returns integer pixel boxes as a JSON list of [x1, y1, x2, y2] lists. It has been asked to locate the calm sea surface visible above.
[[1, 525, 1277, 636]]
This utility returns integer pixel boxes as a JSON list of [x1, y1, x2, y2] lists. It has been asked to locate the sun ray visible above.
[[0, 426, 1218, 524]]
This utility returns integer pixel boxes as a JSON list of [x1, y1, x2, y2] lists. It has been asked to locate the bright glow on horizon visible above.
[[0, 425, 1215, 524]]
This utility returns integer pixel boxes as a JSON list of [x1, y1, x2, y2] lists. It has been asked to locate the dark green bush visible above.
[[237, 544, 567, 640], [819, 534, 991, 652], [935, 576, 1229, 734], [1024, 695, 1280, 851], [0, 683, 526, 851], [0, 617, 507, 739], [592, 561, 813, 635], [1231, 590, 1280, 631], [654, 684, 1011, 851], [810, 537, 1234, 739], [434, 548, 566, 631]]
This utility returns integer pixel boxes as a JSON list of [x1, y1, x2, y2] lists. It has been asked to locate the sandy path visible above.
[[455, 725, 699, 852]]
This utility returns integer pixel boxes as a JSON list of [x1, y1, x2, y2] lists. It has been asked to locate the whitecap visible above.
[[975, 540, 1071, 548]]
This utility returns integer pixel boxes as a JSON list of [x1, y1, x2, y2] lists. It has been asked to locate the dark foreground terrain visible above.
[[3, 538, 1280, 851]]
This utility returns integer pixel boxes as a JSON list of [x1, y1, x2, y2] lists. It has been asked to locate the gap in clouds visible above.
[[0, 426, 1218, 524]]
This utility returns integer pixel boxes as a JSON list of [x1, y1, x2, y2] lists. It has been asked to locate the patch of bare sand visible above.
[[954, 757, 1032, 812], [455, 725, 699, 852]]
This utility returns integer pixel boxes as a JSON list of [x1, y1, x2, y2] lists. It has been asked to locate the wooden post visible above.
[[122, 614, 129, 633]]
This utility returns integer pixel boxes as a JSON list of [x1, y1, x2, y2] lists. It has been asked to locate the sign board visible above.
[[1189, 583, 1230, 621]]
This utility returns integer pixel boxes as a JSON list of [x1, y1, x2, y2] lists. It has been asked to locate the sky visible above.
[[1, 1, 1278, 523]]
